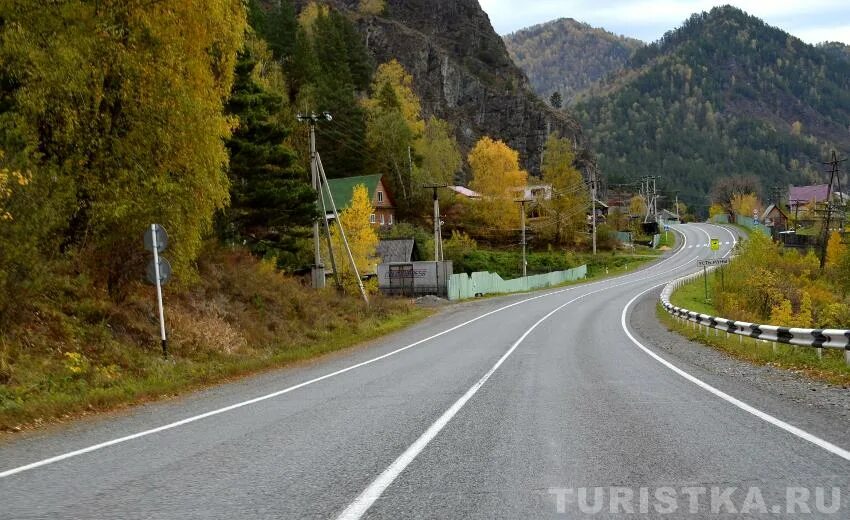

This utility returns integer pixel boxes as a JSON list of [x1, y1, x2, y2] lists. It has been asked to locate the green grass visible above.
[[668, 273, 720, 315], [656, 230, 676, 249], [657, 305, 850, 386]]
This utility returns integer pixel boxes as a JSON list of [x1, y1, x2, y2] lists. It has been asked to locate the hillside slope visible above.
[[303, 0, 585, 175], [504, 18, 644, 105], [572, 6, 850, 212]]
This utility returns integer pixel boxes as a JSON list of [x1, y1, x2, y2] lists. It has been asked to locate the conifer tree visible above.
[[223, 36, 316, 269]]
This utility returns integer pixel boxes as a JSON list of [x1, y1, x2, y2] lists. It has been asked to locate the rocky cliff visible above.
[[309, 0, 584, 176]]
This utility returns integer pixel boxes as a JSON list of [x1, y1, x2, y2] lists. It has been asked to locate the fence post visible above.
[[817, 347, 823, 359]]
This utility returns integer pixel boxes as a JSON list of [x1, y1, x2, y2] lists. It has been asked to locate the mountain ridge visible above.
[[503, 17, 644, 105], [566, 5, 850, 211]]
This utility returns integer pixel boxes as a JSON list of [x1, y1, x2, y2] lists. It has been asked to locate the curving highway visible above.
[[2, 223, 850, 519]]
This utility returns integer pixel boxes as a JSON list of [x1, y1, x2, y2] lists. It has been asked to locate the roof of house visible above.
[[761, 203, 788, 222], [376, 239, 415, 263], [448, 185, 481, 198], [322, 174, 388, 212], [789, 184, 829, 205]]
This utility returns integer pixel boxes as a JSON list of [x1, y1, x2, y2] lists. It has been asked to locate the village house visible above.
[[323, 174, 395, 228]]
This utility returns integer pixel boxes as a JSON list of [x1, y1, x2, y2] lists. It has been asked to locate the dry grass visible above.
[[0, 244, 426, 432]]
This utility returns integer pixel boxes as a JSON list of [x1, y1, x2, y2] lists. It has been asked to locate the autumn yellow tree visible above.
[[358, 0, 385, 15], [769, 298, 795, 325], [709, 203, 727, 220], [826, 231, 846, 268], [326, 185, 379, 294], [364, 60, 426, 209], [629, 195, 647, 217], [0, 151, 28, 221], [468, 137, 528, 232], [364, 60, 424, 136], [0, 0, 246, 295], [539, 134, 588, 245], [730, 193, 760, 218]]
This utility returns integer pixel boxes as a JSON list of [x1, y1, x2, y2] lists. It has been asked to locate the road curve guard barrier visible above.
[[660, 269, 850, 361]]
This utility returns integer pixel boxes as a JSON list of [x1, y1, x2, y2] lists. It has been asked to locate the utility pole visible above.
[[317, 153, 369, 304], [820, 151, 847, 270], [297, 111, 333, 289], [424, 184, 448, 261], [516, 199, 533, 283], [590, 166, 598, 256], [674, 192, 680, 222], [425, 184, 448, 296]]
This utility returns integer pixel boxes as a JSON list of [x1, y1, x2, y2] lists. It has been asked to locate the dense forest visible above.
[[569, 6, 850, 214], [503, 18, 644, 106]]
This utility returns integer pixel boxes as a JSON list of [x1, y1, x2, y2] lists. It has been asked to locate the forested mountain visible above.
[[292, 0, 584, 177], [572, 6, 850, 214], [504, 18, 644, 105], [819, 42, 850, 63]]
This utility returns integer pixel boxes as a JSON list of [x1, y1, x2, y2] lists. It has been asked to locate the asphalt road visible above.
[[3, 223, 850, 519]]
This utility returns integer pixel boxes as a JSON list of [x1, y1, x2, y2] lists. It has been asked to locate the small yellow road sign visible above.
[[710, 238, 720, 251]]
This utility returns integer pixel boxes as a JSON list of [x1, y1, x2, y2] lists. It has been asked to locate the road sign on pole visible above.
[[698, 258, 730, 267], [146, 257, 172, 285], [146, 224, 169, 359], [144, 224, 168, 253]]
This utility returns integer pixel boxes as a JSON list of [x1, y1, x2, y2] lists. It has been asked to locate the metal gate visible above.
[[388, 263, 415, 296]]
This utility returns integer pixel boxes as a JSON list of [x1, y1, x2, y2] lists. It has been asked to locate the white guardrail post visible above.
[[660, 268, 850, 366]]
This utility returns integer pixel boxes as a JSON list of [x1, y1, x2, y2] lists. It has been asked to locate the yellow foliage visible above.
[[298, 1, 327, 36], [730, 193, 760, 217], [0, 150, 29, 222], [365, 60, 425, 136], [798, 292, 813, 327], [358, 0, 385, 15], [415, 117, 461, 187], [1, 0, 247, 287], [327, 185, 379, 294], [769, 299, 795, 326], [540, 134, 588, 245], [629, 195, 647, 217], [826, 231, 845, 268], [468, 137, 528, 231], [709, 203, 726, 219]]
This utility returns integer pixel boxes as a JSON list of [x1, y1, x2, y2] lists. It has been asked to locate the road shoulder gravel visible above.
[[630, 288, 850, 446]]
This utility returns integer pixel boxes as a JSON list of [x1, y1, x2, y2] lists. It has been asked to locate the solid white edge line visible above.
[[335, 273, 664, 520], [0, 230, 695, 480], [621, 283, 850, 462], [335, 227, 702, 519]]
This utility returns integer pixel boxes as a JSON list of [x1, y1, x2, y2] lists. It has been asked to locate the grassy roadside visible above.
[[0, 247, 429, 433], [668, 271, 720, 315], [660, 276, 850, 386]]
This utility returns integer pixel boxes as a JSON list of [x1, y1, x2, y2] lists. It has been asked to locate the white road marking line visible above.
[[0, 231, 696, 480], [336, 274, 670, 520], [621, 284, 850, 462]]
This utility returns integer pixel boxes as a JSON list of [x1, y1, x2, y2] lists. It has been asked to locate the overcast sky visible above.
[[480, 0, 850, 45]]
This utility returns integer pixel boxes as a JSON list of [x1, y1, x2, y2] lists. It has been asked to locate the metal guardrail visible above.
[[660, 268, 850, 362]]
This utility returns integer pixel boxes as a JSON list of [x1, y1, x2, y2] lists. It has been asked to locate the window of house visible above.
[[377, 191, 383, 203], [370, 214, 376, 224], [389, 214, 393, 225], [380, 214, 385, 225]]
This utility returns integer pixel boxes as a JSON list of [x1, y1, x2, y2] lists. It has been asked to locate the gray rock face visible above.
[[319, 0, 584, 177]]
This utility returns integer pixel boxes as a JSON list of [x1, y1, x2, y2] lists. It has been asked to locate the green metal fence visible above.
[[447, 265, 588, 301]]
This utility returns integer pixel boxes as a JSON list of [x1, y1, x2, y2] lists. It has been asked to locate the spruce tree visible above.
[[224, 40, 317, 269]]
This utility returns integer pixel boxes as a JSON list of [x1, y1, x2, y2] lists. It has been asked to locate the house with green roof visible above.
[[322, 174, 396, 228]]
